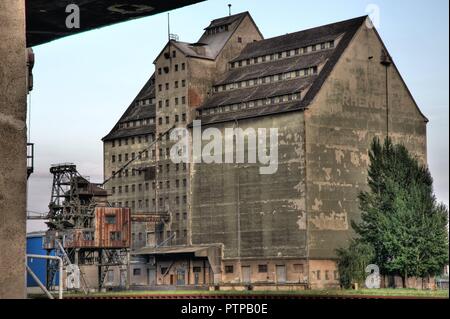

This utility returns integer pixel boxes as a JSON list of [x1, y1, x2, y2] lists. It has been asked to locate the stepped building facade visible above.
[[103, 12, 427, 289]]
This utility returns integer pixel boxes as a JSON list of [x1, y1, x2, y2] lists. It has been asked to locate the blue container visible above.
[[26, 232, 59, 287]]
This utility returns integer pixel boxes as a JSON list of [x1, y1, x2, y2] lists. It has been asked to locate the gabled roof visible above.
[[156, 12, 260, 61], [102, 74, 156, 141], [198, 16, 367, 125], [202, 76, 316, 109], [216, 50, 333, 86]]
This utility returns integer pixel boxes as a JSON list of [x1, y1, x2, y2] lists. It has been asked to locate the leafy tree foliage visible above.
[[337, 137, 448, 287], [336, 240, 374, 288]]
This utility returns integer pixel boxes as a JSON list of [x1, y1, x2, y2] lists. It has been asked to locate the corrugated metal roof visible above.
[[197, 16, 367, 125], [102, 74, 156, 141], [202, 76, 315, 109], [230, 16, 365, 62], [169, 12, 253, 60], [215, 50, 332, 86]]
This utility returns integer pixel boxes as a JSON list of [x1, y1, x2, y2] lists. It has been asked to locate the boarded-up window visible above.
[[293, 264, 304, 273], [144, 166, 156, 180]]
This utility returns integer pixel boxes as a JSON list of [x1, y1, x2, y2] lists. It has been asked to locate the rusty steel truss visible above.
[[44, 163, 130, 290]]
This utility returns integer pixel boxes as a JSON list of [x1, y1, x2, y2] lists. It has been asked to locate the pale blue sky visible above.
[[27, 0, 449, 231]]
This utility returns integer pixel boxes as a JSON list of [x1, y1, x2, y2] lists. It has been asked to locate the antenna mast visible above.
[[167, 12, 170, 42]]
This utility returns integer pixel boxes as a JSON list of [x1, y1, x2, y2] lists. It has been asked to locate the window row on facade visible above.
[[157, 113, 187, 125], [198, 92, 302, 116], [223, 264, 338, 281], [110, 133, 155, 148], [215, 66, 318, 93], [134, 98, 155, 106], [158, 79, 186, 92], [111, 163, 187, 180], [231, 40, 335, 69], [111, 150, 153, 163], [157, 62, 186, 75], [111, 178, 187, 194], [111, 195, 187, 209], [118, 118, 155, 130], [205, 24, 229, 36], [158, 97, 187, 109]]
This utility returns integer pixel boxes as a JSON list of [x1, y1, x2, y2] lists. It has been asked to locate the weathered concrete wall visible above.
[[80, 264, 123, 289], [0, 0, 27, 299], [154, 45, 191, 246], [214, 15, 264, 75], [156, 257, 212, 286], [222, 259, 307, 284], [104, 136, 158, 248], [308, 259, 339, 289], [191, 112, 307, 260], [304, 21, 427, 263]]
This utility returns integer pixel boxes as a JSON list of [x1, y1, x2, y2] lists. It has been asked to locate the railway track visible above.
[[65, 293, 447, 300]]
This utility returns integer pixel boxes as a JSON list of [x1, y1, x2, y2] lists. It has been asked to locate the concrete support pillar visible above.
[[0, 0, 27, 299]]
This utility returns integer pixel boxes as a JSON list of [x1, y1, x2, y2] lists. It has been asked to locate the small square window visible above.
[[258, 264, 268, 273], [225, 265, 234, 273], [133, 268, 141, 276], [105, 215, 116, 224]]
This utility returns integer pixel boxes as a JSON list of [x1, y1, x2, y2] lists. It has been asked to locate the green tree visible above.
[[351, 137, 448, 287], [336, 240, 374, 289]]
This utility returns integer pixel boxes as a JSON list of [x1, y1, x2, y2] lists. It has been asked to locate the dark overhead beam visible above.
[[26, 0, 205, 47]]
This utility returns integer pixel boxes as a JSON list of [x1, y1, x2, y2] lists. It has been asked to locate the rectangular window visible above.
[[133, 268, 141, 276], [181, 63, 185, 70], [258, 265, 268, 273], [293, 264, 304, 273], [193, 267, 201, 273], [225, 265, 234, 274], [105, 214, 116, 224], [110, 231, 121, 241], [107, 270, 114, 282]]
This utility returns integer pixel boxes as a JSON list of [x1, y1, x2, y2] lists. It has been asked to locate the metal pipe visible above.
[[26, 264, 54, 299], [27, 254, 63, 299]]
